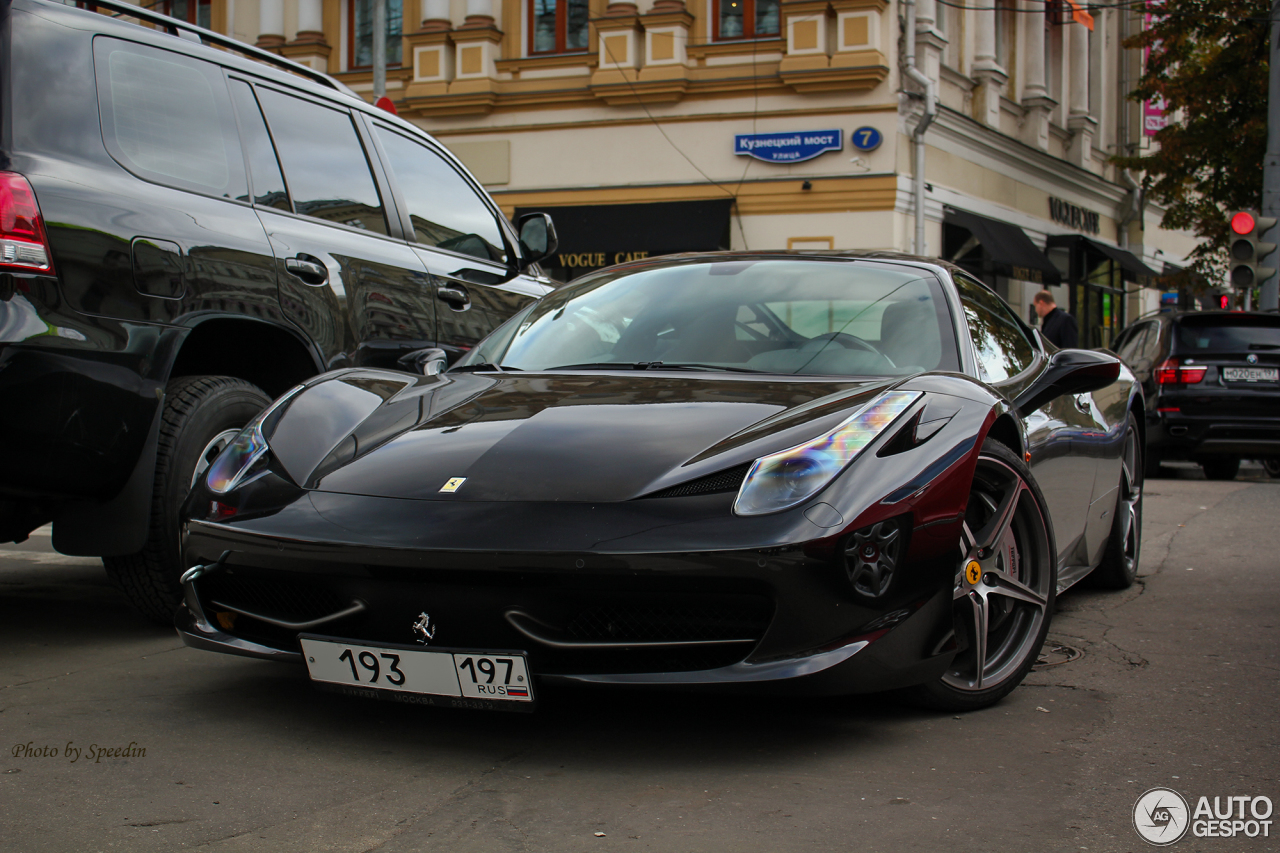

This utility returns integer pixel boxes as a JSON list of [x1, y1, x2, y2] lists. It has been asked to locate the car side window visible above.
[[1140, 322, 1164, 362], [1116, 323, 1149, 364], [372, 125, 508, 264], [94, 39, 247, 200], [227, 79, 290, 211], [954, 274, 1037, 383], [254, 87, 388, 234]]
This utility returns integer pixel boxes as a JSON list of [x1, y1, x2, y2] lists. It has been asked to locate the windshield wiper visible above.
[[449, 363, 522, 373], [545, 361, 765, 373]]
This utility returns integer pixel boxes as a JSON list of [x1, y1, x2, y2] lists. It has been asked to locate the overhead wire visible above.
[[598, 34, 757, 249]]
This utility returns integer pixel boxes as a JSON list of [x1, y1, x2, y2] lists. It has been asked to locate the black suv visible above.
[[0, 0, 555, 621], [1113, 311, 1280, 480]]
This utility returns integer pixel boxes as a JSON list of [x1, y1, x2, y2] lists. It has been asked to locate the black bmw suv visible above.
[[0, 0, 555, 621], [1113, 311, 1280, 479]]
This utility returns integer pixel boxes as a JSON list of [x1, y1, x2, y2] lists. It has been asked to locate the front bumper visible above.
[[176, 495, 961, 696]]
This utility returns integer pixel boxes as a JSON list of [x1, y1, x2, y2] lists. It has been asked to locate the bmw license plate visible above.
[[299, 635, 533, 706], [1223, 366, 1278, 383]]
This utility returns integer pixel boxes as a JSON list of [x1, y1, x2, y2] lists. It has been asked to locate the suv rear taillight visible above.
[[1155, 358, 1205, 385], [0, 172, 55, 274]]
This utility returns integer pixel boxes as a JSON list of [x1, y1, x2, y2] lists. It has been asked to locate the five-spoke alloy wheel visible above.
[[907, 439, 1056, 711]]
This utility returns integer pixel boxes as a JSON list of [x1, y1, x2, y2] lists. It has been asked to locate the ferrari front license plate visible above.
[[1223, 366, 1278, 383], [299, 636, 533, 703]]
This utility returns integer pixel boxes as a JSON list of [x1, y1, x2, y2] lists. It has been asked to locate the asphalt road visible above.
[[1, 463, 1277, 853]]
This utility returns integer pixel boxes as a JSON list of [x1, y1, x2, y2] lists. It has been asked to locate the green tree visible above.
[[1117, 0, 1270, 284]]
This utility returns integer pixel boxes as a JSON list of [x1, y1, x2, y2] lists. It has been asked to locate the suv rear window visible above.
[[95, 38, 246, 198], [1176, 316, 1280, 353]]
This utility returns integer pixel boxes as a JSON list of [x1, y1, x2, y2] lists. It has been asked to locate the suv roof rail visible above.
[[74, 0, 353, 96]]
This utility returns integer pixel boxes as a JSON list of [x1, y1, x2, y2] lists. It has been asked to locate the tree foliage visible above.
[[1116, 0, 1270, 284]]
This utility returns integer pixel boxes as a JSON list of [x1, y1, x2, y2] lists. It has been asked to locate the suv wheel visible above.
[[1143, 445, 1163, 480], [1200, 457, 1240, 481], [104, 376, 270, 624]]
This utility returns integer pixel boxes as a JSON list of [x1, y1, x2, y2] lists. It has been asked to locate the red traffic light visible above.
[[1232, 211, 1256, 234]]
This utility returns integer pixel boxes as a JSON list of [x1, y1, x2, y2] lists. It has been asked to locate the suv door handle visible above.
[[285, 255, 328, 285], [437, 285, 470, 308]]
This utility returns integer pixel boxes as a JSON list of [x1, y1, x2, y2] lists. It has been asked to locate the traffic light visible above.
[[1227, 210, 1277, 289]]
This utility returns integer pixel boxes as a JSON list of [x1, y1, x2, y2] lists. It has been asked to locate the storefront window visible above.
[[349, 0, 403, 69], [716, 0, 780, 41], [1078, 256, 1125, 349], [531, 0, 590, 54]]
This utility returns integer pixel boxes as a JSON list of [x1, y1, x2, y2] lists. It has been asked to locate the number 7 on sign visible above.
[[852, 126, 882, 152]]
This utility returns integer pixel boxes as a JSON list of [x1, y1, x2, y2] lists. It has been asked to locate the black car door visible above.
[[230, 78, 439, 371], [953, 275, 1097, 564], [364, 121, 548, 360]]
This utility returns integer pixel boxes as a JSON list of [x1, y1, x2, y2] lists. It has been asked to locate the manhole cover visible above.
[[1033, 641, 1084, 670]]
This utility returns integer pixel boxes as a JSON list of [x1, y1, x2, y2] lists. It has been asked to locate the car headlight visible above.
[[205, 385, 304, 495], [733, 390, 921, 516]]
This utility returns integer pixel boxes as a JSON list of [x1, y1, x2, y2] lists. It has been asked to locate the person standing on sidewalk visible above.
[[1033, 291, 1079, 348]]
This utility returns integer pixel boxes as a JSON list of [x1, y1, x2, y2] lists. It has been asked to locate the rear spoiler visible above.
[[73, 0, 357, 98]]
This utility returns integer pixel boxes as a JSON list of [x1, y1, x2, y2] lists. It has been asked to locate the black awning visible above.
[[943, 207, 1061, 285], [1047, 234, 1160, 282], [514, 199, 733, 264]]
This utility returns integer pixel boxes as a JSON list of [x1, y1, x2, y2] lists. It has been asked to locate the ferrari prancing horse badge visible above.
[[439, 477, 466, 493]]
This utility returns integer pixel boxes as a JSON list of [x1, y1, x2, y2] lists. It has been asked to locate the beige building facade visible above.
[[133, 0, 1202, 347]]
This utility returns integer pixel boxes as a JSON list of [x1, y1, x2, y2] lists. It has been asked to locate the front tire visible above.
[[104, 376, 270, 624], [905, 439, 1057, 712], [1200, 457, 1240, 481], [1090, 414, 1143, 589]]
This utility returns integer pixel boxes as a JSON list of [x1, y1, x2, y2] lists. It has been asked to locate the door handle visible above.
[[437, 285, 471, 308], [285, 255, 328, 285], [1074, 394, 1092, 414]]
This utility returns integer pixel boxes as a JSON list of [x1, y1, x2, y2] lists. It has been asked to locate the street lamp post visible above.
[[1261, 0, 1280, 310]]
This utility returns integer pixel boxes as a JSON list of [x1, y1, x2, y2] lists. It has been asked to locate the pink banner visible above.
[[1143, 12, 1168, 137]]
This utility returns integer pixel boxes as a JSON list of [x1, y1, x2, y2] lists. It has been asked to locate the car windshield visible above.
[[1176, 315, 1280, 353], [456, 258, 958, 376]]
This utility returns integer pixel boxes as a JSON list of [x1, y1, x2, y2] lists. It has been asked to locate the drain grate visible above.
[[1033, 641, 1084, 670]]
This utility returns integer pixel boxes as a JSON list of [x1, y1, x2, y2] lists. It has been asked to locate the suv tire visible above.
[[1200, 457, 1240, 481], [105, 376, 270, 624], [1143, 445, 1163, 480]]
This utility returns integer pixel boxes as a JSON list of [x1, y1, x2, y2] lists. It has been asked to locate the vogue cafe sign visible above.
[[1049, 197, 1101, 235]]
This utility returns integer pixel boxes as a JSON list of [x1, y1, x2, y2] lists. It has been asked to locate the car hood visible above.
[[293, 372, 892, 502]]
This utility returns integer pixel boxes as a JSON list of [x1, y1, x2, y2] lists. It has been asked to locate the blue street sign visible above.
[[851, 126, 883, 152], [734, 130, 843, 163]]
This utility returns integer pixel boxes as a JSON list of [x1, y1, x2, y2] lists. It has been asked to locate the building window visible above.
[[530, 0, 590, 54], [715, 0, 780, 41], [157, 0, 212, 27], [349, 0, 403, 69]]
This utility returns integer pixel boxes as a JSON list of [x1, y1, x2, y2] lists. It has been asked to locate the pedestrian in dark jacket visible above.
[[1033, 290, 1078, 348]]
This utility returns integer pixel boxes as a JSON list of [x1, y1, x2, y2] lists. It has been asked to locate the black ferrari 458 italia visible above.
[[177, 253, 1143, 712]]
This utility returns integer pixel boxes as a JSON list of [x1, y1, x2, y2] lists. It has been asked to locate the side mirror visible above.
[[1014, 349, 1121, 417], [514, 212, 558, 267], [398, 347, 448, 376]]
